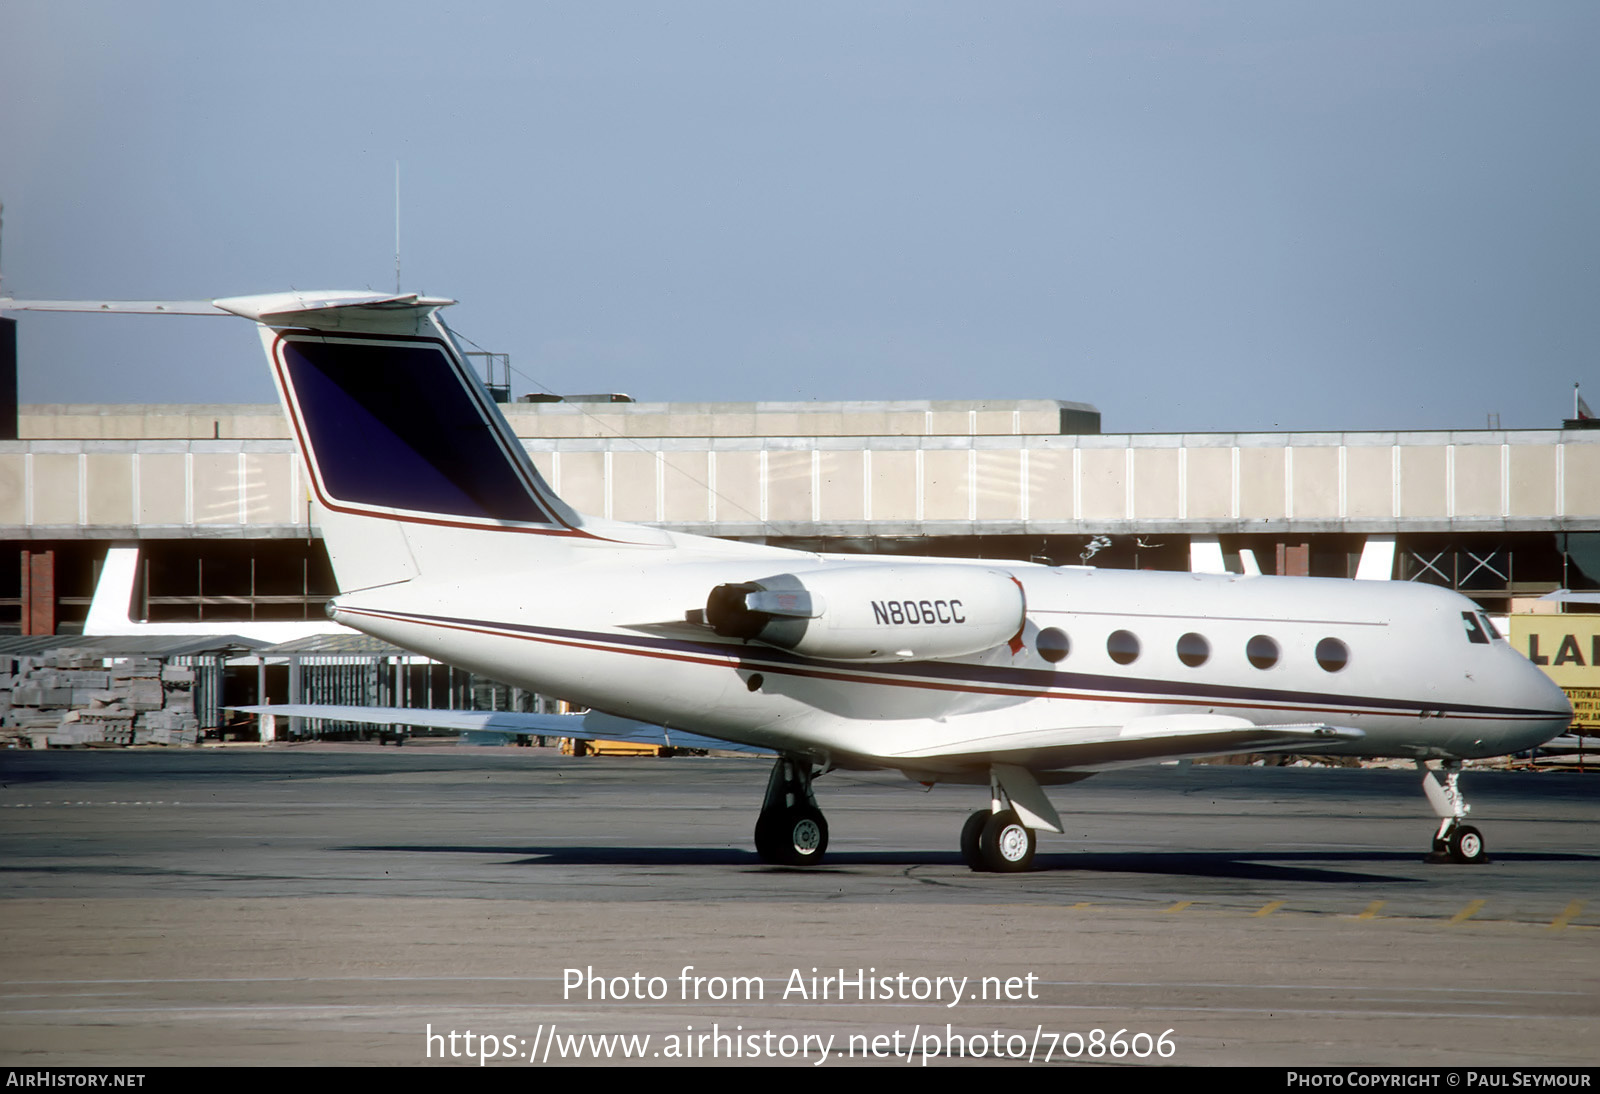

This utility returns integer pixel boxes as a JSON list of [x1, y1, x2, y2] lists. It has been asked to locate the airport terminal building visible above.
[[3, 394, 1599, 637], [0, 303, 1597, 743]]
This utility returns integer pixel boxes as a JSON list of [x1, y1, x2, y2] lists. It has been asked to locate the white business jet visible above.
[[2, 291, 1573, 870]]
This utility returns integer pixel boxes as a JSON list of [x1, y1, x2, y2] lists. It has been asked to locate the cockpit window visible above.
[[1461, 611, 1490, 645], [1479, 613, 1502, 641]]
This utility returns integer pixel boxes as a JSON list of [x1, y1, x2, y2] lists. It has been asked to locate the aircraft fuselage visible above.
[[330, 552, 1571, 782]]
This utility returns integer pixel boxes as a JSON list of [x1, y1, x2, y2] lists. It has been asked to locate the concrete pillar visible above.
[[287, 655, 303, 739], [1355, 535, 1397, 580], [20, 549, 55, 636], [1275, 542, 1310, 577], [257, 657, 273, 742], [0, 317, 17, 440], [1188, 536, 1227, 574], [85, 546, 141, 632]]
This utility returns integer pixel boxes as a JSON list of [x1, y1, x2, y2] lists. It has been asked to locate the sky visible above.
[[0, 1, 1596, 433]]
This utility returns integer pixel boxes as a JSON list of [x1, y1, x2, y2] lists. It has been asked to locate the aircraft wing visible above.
[[1539, 589, 1600, 605], [1076, 718, 1366, 768], [889, 715, 1366, 777], [226, 704, 771, 754]]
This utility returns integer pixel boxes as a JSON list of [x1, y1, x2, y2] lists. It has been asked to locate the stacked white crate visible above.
[[0, 651, 202, 748]]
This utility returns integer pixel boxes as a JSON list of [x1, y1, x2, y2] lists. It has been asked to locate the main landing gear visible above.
[[960, 764, 1064, 873], [754, 756, 829, 866], [748, 758, 1065, 872], [961, 807, 1036, 872], [1419, 761, 1488, 865]]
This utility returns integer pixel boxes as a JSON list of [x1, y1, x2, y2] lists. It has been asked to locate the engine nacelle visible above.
[[705, 564, 1025, 662]]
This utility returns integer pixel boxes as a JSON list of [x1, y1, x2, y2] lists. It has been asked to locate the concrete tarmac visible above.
[[1, 744, 1595, 1067]]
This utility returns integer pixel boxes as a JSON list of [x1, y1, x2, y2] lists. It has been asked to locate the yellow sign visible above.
[[1509, 615, 1600, 729], [1567, 688, 1600, 730]]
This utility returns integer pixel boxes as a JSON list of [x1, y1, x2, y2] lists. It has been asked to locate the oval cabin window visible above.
[[1316, 637, 1349, 673], [1246, 634, 1280, 670], [1107, 630, 1141, 666], [1036, 627, 1070, 663], [1176, 632, 1210, 668]]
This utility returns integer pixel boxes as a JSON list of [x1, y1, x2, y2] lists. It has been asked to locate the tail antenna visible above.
[[393, 163, 401, 294]]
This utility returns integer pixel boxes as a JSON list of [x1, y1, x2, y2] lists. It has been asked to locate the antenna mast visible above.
[[394, 162, 402, 293]]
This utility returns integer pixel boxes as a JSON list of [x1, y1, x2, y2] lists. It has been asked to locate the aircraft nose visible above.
[[1513, 654, 1573, 746]]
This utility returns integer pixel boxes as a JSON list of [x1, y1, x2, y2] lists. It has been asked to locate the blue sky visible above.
[[1, 2, 1596, 432]]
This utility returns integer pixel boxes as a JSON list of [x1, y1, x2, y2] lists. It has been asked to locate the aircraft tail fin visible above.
[[226, 291, 658, 594]]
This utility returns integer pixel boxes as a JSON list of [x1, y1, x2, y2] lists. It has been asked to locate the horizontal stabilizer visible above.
[[227, 704, 770, 754], [0, 292, 456, 330], [0, 298, 229, 315], [215, 291, 455, 328]]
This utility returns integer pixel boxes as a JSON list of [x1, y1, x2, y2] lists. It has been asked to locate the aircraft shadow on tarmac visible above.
[[338, 844, 1596, 882]]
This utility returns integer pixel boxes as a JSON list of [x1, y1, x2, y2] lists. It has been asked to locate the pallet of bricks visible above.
[[0, 650, 202, 749]]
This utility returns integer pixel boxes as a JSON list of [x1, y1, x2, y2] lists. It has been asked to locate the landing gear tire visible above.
[[979, 809, 1035, 873], [960, 810, 988, 870], [1426, 821, 1488, 865], [755, 806, 829, 866], [1447, 824, 1487, 865]]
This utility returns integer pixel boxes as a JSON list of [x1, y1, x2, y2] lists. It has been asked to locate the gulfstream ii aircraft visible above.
[[2, 291, 1574, 870]]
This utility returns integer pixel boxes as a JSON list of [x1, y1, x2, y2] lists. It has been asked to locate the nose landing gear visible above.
[[1419, 761, 1489, 865]]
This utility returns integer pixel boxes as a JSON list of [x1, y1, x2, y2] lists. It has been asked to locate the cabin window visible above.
[[1461, 611, 1490, 645], [1107, 630, 1140, 665], [1315, 637, 1349, 673], [1176, 632, 1210, 667], [1036, 627, 1070, 663], [1246, 634, 1280, 669]]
